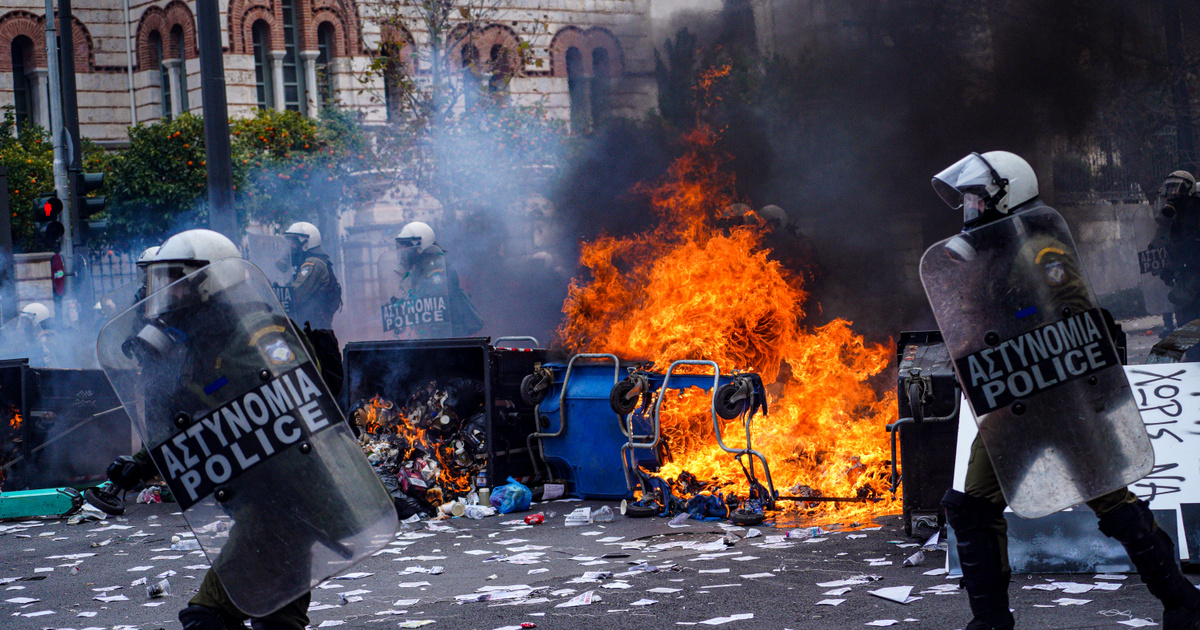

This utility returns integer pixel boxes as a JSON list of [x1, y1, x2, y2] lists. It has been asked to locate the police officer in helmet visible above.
[[282, 222, 342, 330], [1149, 170, 1200, 342], [394, 221, 483, 338], [926, 152, 1200, 630], [106, 229, 327, 630]]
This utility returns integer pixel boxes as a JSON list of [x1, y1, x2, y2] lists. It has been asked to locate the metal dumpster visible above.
[[528, 356, 766, 500], [0, 359, 133, 490], [888, 331, 962, 537], [342, 337, 546, 492]]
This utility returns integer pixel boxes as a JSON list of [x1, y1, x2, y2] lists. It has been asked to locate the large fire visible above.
[[558, 70, 898, 520]]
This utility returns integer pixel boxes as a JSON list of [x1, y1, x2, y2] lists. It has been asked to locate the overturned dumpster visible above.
[[523, 355, 768, 503]]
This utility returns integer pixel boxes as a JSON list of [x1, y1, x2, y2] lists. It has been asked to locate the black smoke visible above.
[[553, 0, 1180, 342]]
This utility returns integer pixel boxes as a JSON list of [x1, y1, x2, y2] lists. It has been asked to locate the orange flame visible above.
[[353, 394, 475, 498], [558, 112, 898, 520]]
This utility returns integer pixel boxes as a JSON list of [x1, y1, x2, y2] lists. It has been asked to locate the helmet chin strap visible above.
[[970, 152, 1009, 213]]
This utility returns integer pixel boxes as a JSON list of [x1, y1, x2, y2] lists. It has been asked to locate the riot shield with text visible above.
[[96, 258, 397, 617], [920, 205, 1154, 518], [376, 250, 453, 339]]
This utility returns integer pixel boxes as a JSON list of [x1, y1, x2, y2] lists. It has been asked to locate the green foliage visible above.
[[102, 114, 216, 246], [98, 109, 371, 247], [1, 111, 109, 252], [0, 112, 54, 251]]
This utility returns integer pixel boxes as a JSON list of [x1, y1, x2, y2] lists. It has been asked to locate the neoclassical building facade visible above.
[[0, 0, 656, 144]]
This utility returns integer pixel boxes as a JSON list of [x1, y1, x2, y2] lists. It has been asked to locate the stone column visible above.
[[269, 50, 286, 111], [300, 50, 320, 116], [28, 69, 50, 129], [163, 59, 183, 118]]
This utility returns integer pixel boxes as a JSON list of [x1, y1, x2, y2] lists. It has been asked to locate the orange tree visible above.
[[1, 111, 108, 252], [98, 109, 370, 248]]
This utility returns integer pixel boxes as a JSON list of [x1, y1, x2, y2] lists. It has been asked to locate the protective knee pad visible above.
[[942, 489, 1006, 533], [179, 605, 242, 630]]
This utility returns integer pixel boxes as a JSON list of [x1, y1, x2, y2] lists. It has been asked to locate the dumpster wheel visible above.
[[609, 380, 641, 415], [714, 382, 746, 420], [729, 509, 764, 527], [520, 373, 549, 406]]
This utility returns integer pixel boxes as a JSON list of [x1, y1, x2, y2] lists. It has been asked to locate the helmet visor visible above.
[[396, 236, 422, 249], [144, 261, 204, 318], [932, 154, 995, 208], [1162, 177, 1191, 200]]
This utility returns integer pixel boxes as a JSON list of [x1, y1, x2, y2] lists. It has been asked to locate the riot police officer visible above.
[[925, 152, 1200, 630], [102, 229, 395, 630], [393, 221, 483, 338], [18, 303, 59, 367], [281, 222, 342, 330], [1149, 171, 1200, 337]]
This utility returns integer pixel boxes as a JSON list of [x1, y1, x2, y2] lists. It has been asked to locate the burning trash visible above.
[[555, 68, 898, 521], [350, 378, 489, 519]]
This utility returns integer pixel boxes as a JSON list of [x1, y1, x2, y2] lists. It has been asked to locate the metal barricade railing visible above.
[[525, 353, 620, 480]]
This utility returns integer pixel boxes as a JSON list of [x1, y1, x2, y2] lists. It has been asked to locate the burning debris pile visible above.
[[0, 401, 20, 491], [350, 379, 488, 519], [558, 69, 898, 519]]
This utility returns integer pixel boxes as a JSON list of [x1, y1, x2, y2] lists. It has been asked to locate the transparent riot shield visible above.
[[246, 234, 295, 311], [96, 258, 397, 617], [920, 205, 1154, 518], [376, 250, 453, 339], [98, 281, 142, 322]]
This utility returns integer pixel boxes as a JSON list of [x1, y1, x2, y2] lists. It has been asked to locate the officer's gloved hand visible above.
[[106, 455, 148, 491]]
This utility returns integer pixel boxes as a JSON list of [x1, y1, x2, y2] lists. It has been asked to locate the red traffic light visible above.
[[36, 196, 63, 221]]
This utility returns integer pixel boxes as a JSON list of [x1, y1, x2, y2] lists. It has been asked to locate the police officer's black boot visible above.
[[1098, 499, 1200, 630], [179, 604, 245, 630], [943, 490, 1015, 630]]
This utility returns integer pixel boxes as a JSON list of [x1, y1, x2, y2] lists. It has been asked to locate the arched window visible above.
[[148, 31, 171, 119], [280, 0, 305, 113], [591, 48, 611, 126], [316, 22, 336, 109], [10, 36, 34, 130], [170, 25, 189, 113], [251, 21, 273, 110], [461, 43, 480, 109], [488, 43, 511, 96], [565, 46, 590, 133]]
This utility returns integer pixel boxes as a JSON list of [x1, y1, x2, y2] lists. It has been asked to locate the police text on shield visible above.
[[149, 363, 338, 510], [955, 308, 1121, 415], [381, 296, 447, 332]]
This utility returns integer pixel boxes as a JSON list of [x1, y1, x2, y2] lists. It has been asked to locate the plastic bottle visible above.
[[464, 504, 495, 520], [593, 505, 615, 523], [146, 578, 171, 598], [171, 539, 201, 551]]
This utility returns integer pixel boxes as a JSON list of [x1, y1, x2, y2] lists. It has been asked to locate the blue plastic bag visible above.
[[490, 477, 532, 514]]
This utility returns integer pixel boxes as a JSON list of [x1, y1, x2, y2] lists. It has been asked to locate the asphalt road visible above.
[[0, 498, 1187, 630]]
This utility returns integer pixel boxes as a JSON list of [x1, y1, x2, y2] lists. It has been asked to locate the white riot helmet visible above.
[[136, 246, 160, 268], [396, 221, 436, 253], [758, 205, 788, 229], [21, 303, 51, 326], [143, 229, 242, 318], [932, 151, 1038, 228], [283, 222, 321, 252]]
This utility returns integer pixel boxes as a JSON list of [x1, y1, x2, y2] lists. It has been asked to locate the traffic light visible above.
[[33, 195, 65, 247], [74, 172, 106, 233], [34, 195, 63, 222]]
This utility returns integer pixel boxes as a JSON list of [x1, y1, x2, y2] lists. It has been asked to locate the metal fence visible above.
[[87, 249, 140, 299], [1053, 132, 1182, 204]]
